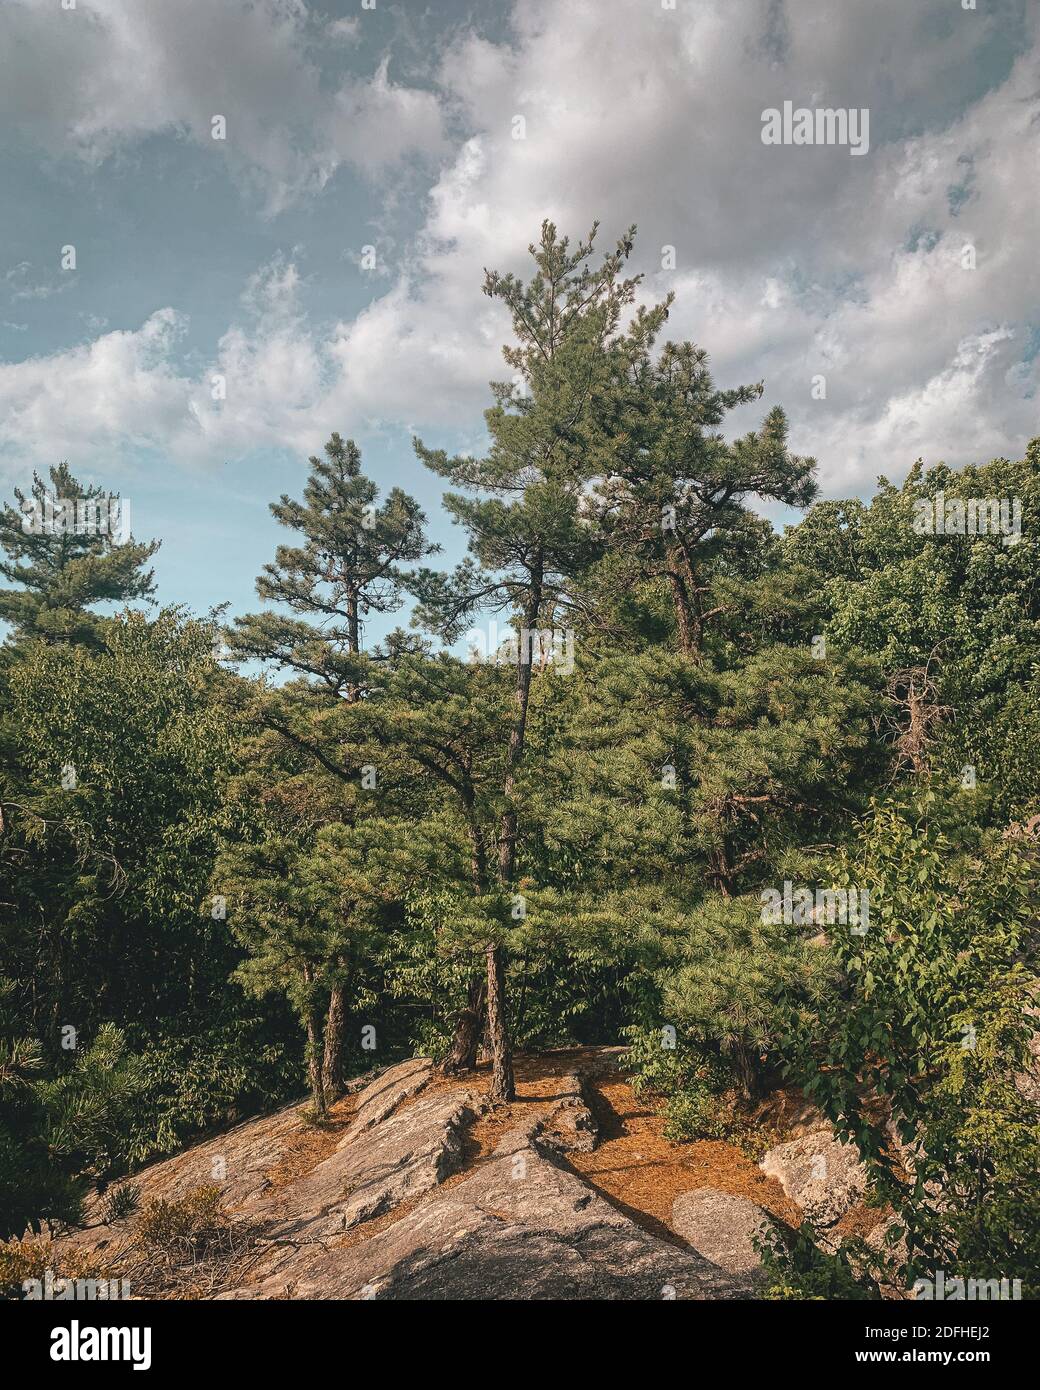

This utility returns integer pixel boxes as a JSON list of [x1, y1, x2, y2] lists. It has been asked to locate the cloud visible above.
[[0, 308, 192, 465], [2, 0, 447, 213], [2, 0, 1038, 493], [4, 261, 76, 303], [0, 255, 436, 472], [324, 0, 1040, 489], [326, 17, 361, 45]]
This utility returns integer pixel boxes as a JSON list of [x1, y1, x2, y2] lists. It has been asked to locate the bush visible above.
[[0, 1011, 144, 1238], [756, 1222, 881, 1301], [101, 1182, 140, 1224], [0, 1235, 112, 1301], [123, 1011, 302, 1166], [658, 893, 834, 1102], [782, 793, 1040, 1296], [625, 1026, 734, 1140], [136, 1185, 228, 1260]]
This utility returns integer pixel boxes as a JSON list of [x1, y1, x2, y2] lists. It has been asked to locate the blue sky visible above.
[[1, 0, 1038, 641]]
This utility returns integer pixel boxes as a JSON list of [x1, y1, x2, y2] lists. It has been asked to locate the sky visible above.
[[1, 0, 1038, 638]]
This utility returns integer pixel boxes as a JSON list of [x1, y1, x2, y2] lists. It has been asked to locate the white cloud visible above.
[[324, 0, 1040, 489], [0, 308, 191, 464], [2, 0, 447, 213], [0, 255, 461, 472], [2, 0, 1039, 492], [326, 17, 361, 45]]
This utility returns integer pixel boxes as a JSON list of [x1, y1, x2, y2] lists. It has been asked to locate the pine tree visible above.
[[228, 433, 437, 699], [0, 462, 158, 648], [228, 433, 436, 1097], [215, 831, 339, 1118], [215, 755, 416, 1119], [411, 222, 657, 1101], [360, 652, 511, 1073], [592, 340, 817, 657]]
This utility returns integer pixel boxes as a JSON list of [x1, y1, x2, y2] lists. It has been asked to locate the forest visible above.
[[1, 223, 1038, 1299]]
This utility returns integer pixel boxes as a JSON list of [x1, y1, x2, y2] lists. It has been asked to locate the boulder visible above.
[[671, 1188, 779, 1279], [759, 1131, 867, 1227], [532, 1072, 599, 1154]]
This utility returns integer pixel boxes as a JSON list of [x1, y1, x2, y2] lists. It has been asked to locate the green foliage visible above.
[[0, 998, 145, 1236], [227, 431, 436, 697], [1, 227, 1039, 1304], [757, 1222, 881, 1301], [661, 894, 837, 1100], [785, 448, 1040, 826], [782, 792, 1040, 1294], [101, 1182, 140, 1224], [122, 1013, 302, 1167], [2, 610, 237, 1036], [34, 1024, 146, 1176], [377, 888, 488, 1062], [0, 980, 81, 1236], [0, 461, 158, 647], [625, 1027, 735, 1141]]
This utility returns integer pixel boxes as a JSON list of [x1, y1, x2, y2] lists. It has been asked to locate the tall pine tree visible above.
[[591, 339, 817, 657], [411, 222, 659, 1100], [227, 433, 436, 1097], [228, 433, 436, 698]]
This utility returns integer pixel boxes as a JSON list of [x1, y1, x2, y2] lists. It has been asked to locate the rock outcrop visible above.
[[258, 1085, 480, 1241], [671, 1189, 779, 1281], [349, 1057, 433, 1132], [759, 1131, 867, 1229], [234, 1118, 745, 1301], [56, 1052, 747, 1302]]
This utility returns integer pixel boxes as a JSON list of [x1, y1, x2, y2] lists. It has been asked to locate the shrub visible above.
[[781, 793, 1040, 1295], [756, 1222, 881, 1301], [625, 1026, 734, 1140], [101, 1182, 140, 1224], [0, 1235, 111, 1301], [136, 1185, 228, 1261]]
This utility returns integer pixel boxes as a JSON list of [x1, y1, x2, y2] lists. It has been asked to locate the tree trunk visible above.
[[733, 1043, 760, 1101], [304, 1005, 327, 1119], [343, 588, 361, 702], [485, 943, 513, 1103], [667, 545, 698, 659], [709, 835, 733, 897], [496, 618, 538, 895], [441, 813, 490, 1076], [322, 976, 346, 1101], [441, 970, 486, 1075], [487, 561, 544, 1105]]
